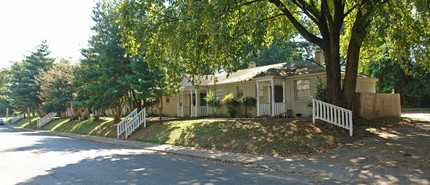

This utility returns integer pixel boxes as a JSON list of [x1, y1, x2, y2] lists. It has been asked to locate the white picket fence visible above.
[[117, 108, 146, 139], [312, 99, 353, 136], [11, 114, 24, 124], [37, 112, 57, 128]]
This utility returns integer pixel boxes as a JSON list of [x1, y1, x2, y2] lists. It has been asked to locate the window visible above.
[[295, 80, 310, 101], [215, 88, 224, 100], [200, 92, 207, 106], [166, 97, 170, 103], [236, 86, 243, 98], [274, 86, 283, 102]]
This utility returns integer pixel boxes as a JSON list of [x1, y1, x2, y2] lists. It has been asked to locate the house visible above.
[[159, 51, 378, 118]]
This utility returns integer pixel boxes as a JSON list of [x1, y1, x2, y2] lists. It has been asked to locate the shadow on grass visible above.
[[131, 118, 357, 157]]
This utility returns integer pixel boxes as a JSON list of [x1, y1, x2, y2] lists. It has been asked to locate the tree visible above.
[[240, 36, 318, 69], [38, 59, 76, 115], [6, 41, 54, 119], [363, 44, 430, 108], [80, 0, 134, 121], [118, 0, 429, 113]]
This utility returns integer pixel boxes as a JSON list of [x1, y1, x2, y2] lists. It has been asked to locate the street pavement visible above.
[[2, 114, 429, 185], [0, 124, 329, 185]]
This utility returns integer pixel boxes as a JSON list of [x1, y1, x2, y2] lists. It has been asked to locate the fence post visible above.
[[349, 112, 353, 136], [312, 99, 315, 124]]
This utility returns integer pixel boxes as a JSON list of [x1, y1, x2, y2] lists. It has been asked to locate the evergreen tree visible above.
[[6, 41, 54, 116]]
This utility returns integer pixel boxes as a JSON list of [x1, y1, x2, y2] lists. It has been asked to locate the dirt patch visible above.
[[315, 114, 430, 173]]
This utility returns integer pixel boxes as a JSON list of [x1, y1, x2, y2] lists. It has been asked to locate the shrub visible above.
[[222, 93, 240, 118], [204, 90, 222, 116], [240, 96, 257, 117], [315, 77, 328, 102]]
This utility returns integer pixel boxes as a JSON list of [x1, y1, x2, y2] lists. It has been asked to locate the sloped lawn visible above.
[[130, 118, 358, 157], [14, 117, 117, 138]]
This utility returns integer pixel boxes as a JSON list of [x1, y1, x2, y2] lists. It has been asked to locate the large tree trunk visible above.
[[343, 7, 373, 111]]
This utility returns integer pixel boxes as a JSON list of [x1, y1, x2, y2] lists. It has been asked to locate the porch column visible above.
[[181, 91, 184, 117], [256, 81, 260, 116], [271, 79, 275, 117], [177, 93, 180, 117], [206, 90, 209, 116], [190, 90, 194, 117], [195, 90, 198, 117], [282, 81, 286, 112]]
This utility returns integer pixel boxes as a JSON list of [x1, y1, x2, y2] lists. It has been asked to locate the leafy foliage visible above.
[[363, 50, 430, 108], [221, 93, 240, 118], [240, 96, 257, 117], [39, 59, 76, 113], [240, 36, 318, 69], [204, 90, 222, 116], [118, 0, 430, 111]]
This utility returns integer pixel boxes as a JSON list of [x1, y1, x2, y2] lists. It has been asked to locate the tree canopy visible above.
[[118, 0, 430, 110]]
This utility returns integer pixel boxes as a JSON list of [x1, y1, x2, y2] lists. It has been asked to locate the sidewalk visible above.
[[5, 116, 430, 184]]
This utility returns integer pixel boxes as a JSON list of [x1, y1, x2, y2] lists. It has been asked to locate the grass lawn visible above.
[[130, 118, 359, 157], [10, 114, 415, 158], [14, 117, 118, 138]]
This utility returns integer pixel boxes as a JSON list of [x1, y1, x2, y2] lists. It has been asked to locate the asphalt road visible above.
[[0, 125, 330, 185]]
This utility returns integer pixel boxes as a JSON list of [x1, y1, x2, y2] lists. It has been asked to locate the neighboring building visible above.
[[159, 52, 378, 118]]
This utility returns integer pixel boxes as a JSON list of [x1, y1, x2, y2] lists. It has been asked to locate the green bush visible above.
[[204, 90, 222, 116], [222, 93, 240, 118], [240, 96, 257, 117]]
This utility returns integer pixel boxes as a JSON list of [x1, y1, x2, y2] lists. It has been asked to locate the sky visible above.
[[0, 0, 96, 69]]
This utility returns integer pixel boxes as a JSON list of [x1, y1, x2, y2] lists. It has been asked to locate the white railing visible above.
[[11, 114, 24, 124], [198, 106, 207, 117], [312, 99, 353, 136], [117, 108, 137, 138], [37, 112, 57, 128], [274, 102, 286, 116], [124, 108, 146, 139], [259, 103, 271, 116]]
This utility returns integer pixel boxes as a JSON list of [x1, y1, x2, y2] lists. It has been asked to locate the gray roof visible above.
[[191, 61, 326, 86]]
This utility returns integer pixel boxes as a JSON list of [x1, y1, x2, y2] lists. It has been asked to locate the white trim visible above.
[[256, 81, 260, 116], [271, 79, 275, 117]]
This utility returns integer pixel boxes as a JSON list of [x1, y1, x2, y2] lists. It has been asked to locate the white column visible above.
[[190, 90, 194, 117], [177, 93, 180, 117], [206, 90, 209, 116], [195, 90, 198, 117], [181, 91, 184, 117], [282, 81, 286, 112], [271, 79, 275, 117], [256, 81, 260, 116]]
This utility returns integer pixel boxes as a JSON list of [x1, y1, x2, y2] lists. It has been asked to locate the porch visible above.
[[177, 89, 208, 117], [257, 79, 287, 117]]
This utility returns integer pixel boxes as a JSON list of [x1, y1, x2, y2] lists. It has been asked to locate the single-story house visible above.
[[158, 51, 378, 118]]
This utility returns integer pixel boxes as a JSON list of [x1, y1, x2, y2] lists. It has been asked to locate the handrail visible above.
[[11, 114, 24, 124], [125, 108, 146, 139], [117, 108, 137, 138], [37, 112, 57, 128], [312, 99, 353, 136]]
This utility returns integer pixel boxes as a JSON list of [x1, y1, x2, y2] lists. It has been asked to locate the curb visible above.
[[3, 122, 318, 174]]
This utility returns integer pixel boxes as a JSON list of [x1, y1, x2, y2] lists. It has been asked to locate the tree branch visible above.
[[292, 0, 320, 24], [269, 0, 323, 46], [239, 0, 262, 6], [344, 4, 357, 17], [259, 13, 285, 22]]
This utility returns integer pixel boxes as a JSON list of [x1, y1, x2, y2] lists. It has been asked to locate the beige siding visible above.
[[158, 73, 377, 118]]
